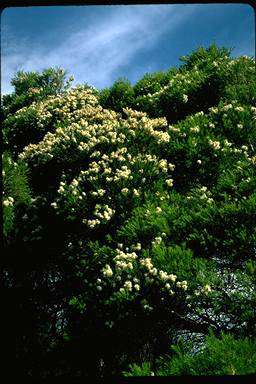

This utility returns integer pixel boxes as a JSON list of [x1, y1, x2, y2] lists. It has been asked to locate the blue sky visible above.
[[1, 3, 255, 95]]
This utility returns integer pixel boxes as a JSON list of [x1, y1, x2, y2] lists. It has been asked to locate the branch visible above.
[[170, 310, 221, 336]]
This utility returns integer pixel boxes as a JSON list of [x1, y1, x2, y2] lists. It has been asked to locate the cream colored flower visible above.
[[190, 126, 200, 133], [168, 274, 177, 282], [124, 281, 132, 291], [168, 163, 175, 171], [182, 94, 188, 103], [134, 284, 140, 291], [159, 270, 168, 281], [166, 179, 173, 187], [102, 264, 113, 277]]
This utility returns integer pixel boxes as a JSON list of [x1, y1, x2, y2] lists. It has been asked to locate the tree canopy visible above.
[[2, 45, 256, 378]]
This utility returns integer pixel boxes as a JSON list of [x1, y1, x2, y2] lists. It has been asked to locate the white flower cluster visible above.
[[187, 186, 214, 204], [169, 163, 175, 171], [209, 139, 221, 150], [140, 257, 154, 270], [133, 188, 140, 197], [91, 189, 106, 197], [114, 165, 132, 181], [121, 188, 129, 195], [123, 108, 170, 144], [190, 126, 200, 133], [102, 264, 113, 277], [234, 106, 244, 113], [123, 281, 133, 291], [158, 159, 168, 172], [159, 270, 178, 284], [166, 179, 174, 187], [3, 196, 14, 207], [49, 128, 176, 224], [176, 280, 188, 291], [118, 279, 140, 293], [209, 104, 255, 155], [99, 248, 143, 295], [157, 159, 175, 175], [152, 236, 162, 247], [113, 249, 138, 271], [139, 68, 202, 102], [28, 87, 41, 95], [94, 204, 115, 221], [83, 218, 101, 228], [223, 139, 232, 147], [17, 86, 99, 133], [19, 102, 118, 164], [168, 125, 180, 133], [109, 146, 128, 161], [222, 103, 233, 112], [183, 94, 188, 103], [51, 202, 58, 209], [209, 107, 218, 114], [98, 242, 189, 303], [90, 150, 101, 158], [130, 242, 142, 251], [153, 130, 170, 144], [139, 257, 178, 291]]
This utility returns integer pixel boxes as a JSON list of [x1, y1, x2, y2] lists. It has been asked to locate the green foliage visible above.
[[3, 157, 32, 204], [179, 44, 232, 70], [2, 67, 74, 158], [222, 56, 256, 105], [3, 108, 42, 156], [98, 77, 135, 114], [123, 361, 153, 376], [135, 331, 256, 376], [3, 67, 73, 116], [2, 45, 256, 378], [133, 70, 172, 97], [3, 203, 14, 239], [2, 152, 33, 238]]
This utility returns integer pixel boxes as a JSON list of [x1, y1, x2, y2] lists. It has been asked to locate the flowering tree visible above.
[[2, 67, 74, 158], [3, 67, 73, 115], [2, 45, 256, 378]]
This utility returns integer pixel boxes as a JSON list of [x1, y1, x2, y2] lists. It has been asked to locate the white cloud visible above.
[[1, 4, 197, 94]]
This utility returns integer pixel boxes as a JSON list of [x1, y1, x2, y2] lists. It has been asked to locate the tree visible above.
[[123, 331, 256, 376], [2, 67, 73, 116], [98, 77, 135, 115], [2, 45, 256, 378], [2, 68, 75, 159]]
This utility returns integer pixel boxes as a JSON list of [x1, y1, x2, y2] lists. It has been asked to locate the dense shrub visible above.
[[2, 44, 256, 378], [98, 77, 135, 115]]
